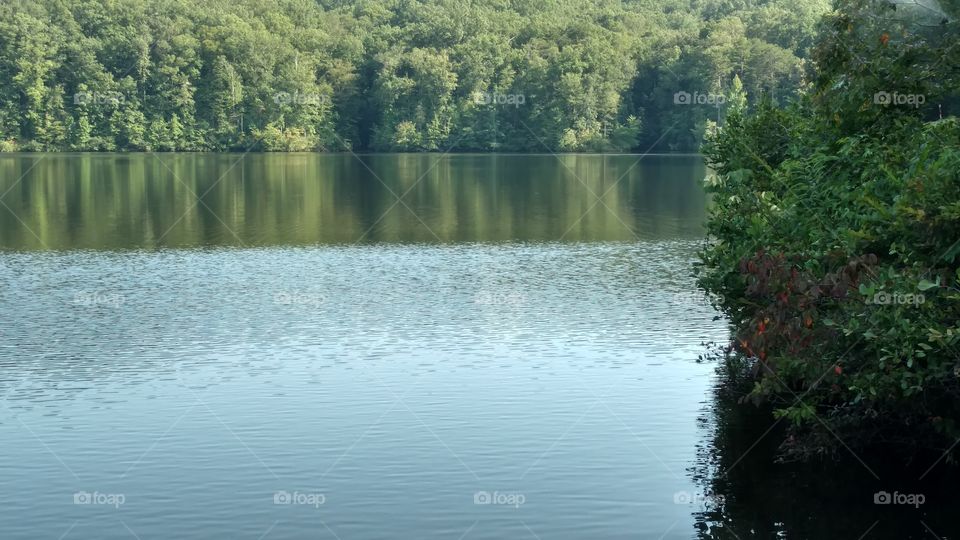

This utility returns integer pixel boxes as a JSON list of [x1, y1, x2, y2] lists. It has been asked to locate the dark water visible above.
[[0, 153, 957, 539]]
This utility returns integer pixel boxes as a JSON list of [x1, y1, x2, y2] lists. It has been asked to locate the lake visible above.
[[0, 153, 956, 539]]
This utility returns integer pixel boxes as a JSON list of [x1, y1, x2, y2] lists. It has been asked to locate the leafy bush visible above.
[[698, 0, 960, 459]]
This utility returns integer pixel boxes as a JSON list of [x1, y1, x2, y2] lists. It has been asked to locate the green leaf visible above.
[[918, 278, 939, 291]]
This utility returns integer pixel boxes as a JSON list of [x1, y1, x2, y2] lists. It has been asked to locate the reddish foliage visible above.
[[733, 251, 879, 377]]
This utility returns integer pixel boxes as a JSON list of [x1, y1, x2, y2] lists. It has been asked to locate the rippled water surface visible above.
[[0, 153, 732, 539], [1, 241, 727, 539], [7, 153, 948, 540]]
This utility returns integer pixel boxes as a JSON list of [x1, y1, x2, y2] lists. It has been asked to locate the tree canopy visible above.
[[0, 0, 829, 152]]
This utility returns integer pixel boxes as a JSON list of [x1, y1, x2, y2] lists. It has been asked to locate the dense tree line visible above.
[[0, 0, 827, 152]]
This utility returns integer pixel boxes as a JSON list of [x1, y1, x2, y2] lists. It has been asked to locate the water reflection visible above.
[[0, 153, 707, 249], [691, 358, 960, 539]]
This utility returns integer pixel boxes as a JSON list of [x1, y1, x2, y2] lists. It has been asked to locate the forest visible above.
[[0, 0, 828, 153]]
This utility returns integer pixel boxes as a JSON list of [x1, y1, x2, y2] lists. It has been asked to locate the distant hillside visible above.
[[0, 0, 829, 152]]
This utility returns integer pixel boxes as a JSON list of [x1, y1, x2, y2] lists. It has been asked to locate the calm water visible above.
[[1, 154, 957, 539], [0, 153, 706, 249]]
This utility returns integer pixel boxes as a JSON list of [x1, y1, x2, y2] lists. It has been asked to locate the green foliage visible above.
[[0, 0, 827, 152], [699, 0, 960, 458]]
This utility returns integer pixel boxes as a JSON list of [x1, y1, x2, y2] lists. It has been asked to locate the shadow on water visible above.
[[690, 354, 960, 539]]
